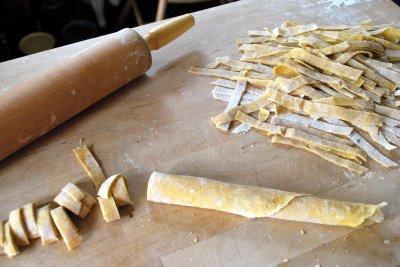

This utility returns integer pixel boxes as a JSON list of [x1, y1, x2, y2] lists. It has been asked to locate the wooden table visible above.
[[1, 0, 400, 266]]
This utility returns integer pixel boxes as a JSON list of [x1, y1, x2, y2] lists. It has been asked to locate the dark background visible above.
[[0, 0, 225, 62], [0, 0, 399, 62]]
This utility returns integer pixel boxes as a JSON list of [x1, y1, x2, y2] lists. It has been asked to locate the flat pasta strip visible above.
[[235, 111, 284, 136], [284, 128, 366, 162], [4, 222, 19, 257], [232, 110, 268, 135], [292, 85, 327, 99], [313, 96, 374, 109], [382, 129, 400, 147], [22, 203, 40, 240], [240, 53, 284, 66], [319, 41, 351, 55], [325, 118, 398, 167], [349, 131, 398, 167], [212, 86, 258, 104], [272, 116, 354, 146], [231, 123, 252, 134], [242, 47, 290, 59], [219, 80, 247, 131], [274, 75, 316, 93], [211, 95, 273, 130], [231, 76, 272, 87], [375, 104, 400, 120], [370, 132, 397, 151], [382, 125, 400, 137], [236, 36, 271, 44], [215, 56, 274, 76], [277, 113, 353, 136], [382, 115, 400, 127], [341, 81, 369, 100], [9, 208, 30, 246], [73, 145, 106, 191], [211, 79, 265, 96], [37, 205, 59, 246], [238, 44, 284, 52], [346, 59, 396, 90], [314, 83, 343, 97], [263, 87, 382, 127], [51, 207, 82, 251], [271, 135, 368, 174], [287, 48, 363, 80], [274, 59, 343, 85], [274, 23, 318, 37], [147, 172, 383, 227], [97, 197, 120, 223], [355, 55, 400, 85], [385, 49, 400, 61]]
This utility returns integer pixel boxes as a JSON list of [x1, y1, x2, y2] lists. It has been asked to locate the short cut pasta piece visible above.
[[62, 183, 86, 202], [3, 222, 20, 257], [97, 197, 120, 223], [73, 145, 106, 191], [9, 208, 30, 246], [112, 176, 133, 207], [22, 203, 40, 239], [51, 207, 82, 251], [98, 174, 122, 199], [37, 205, 59, 246], [54, 191, 82, 216]]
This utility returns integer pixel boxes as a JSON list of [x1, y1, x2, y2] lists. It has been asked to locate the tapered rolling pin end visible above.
[[145, 14, 195, 51]]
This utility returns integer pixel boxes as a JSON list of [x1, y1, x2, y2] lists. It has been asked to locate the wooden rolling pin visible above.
[[0, 14, 194, 161]]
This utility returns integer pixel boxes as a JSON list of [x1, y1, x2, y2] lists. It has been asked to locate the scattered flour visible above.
[[302, 0, 371, 9], [363, 171, 385, 181], [124, 152, 139, 170], [327, 0, 371, 8], [344, 170, 356, 179]]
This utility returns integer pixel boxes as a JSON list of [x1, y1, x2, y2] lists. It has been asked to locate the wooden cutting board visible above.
[[0, 0, 399, 266]]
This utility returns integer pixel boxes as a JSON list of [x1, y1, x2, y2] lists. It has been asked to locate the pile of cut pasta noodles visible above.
[[190, 21, 400, 174]]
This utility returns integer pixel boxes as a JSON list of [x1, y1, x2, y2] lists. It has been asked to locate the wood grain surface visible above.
[[0, 0, 399, 266]]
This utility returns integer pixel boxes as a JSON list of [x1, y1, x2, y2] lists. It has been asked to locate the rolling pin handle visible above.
[[144, 14, 195, 51]]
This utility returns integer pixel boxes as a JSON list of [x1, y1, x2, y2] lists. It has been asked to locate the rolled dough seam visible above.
[[147, 172, 383, 227]]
